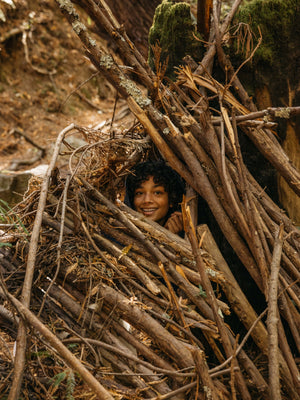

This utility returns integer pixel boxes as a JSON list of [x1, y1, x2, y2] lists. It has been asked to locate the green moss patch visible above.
[[148, 0, 203, 79], [232, 0, 300, 107]]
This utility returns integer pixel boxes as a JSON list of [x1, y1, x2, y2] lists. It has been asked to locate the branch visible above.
[[213, 106, 300, 124], [195, 0, 244, 74], [7, 123, 75, 400], [267, 224, 284, 400], [0, 286, 114, 400], [182, 199, 252, 400]]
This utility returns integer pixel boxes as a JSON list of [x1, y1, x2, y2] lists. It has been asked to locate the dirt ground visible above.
[[0, 0, 126, 172]]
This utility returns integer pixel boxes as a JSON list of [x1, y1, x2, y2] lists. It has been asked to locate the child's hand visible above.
[[164, 211, 183, 234]]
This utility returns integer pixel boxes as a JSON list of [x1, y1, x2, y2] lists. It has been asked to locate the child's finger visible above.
[[165, 212, 183, 233], [170, 211, 182, 217]]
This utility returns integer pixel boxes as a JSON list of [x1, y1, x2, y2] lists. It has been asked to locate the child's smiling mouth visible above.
[[141, 208, 157, 215]]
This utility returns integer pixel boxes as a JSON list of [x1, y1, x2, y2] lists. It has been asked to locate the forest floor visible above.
[[0, 0, 130, 174]]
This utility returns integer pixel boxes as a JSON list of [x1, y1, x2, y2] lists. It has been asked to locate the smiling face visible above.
[[133, 176, 170, 224]]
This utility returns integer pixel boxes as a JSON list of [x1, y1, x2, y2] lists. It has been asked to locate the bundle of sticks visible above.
[[1, 0, 299, 399], [0, 137, 295, 399]]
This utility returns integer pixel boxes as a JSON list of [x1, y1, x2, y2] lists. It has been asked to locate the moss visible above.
[[236, 0, 299, 66], [231, 0, 300, 108], [148, 0, 203, 79]]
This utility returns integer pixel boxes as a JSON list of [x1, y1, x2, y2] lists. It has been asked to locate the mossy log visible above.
[[148, 0, 203, 79], [233, 0, 300, 224]]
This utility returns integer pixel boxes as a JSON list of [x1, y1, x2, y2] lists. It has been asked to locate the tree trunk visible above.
[[278, 122, 300, 225]]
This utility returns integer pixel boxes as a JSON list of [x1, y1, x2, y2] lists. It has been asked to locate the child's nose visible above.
[[143, 192, 153, 202]]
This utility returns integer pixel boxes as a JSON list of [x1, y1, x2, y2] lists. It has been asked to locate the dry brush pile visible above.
[[0, 0, 300, 399]]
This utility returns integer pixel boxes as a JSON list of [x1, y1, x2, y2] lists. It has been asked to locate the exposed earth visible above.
[[0, 0, 127, 175]]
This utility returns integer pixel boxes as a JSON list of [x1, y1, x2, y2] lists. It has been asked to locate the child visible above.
[[125, 160, 185, 235]]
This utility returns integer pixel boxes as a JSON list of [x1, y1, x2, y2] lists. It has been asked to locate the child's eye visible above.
[[134, 191, 143, 196], [154, 191, 163, 195]]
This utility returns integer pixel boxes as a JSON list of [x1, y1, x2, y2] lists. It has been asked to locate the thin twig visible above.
[[212, 106, 300, 124], [38, 173, 71, 317], [12, 128, 46, 155], [59, 71, 100, 110], [0, 286, 114, 400]]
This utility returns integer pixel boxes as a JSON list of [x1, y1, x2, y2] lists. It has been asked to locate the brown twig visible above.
[[192, 347, 220, 400], [182, 200, 252, 400], [12, 128, 46, 155], [195, 0, 244, 75], [0, 286, 114, 400], [7, 123, 75, 400], [60, 71, 100, 110], [267, 224, 284, 400], [38, 173, 72, 317], [63, 337, 194, 377], [213, 106, 300, 125]]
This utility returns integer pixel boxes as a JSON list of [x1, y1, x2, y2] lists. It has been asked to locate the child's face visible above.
[[133, 176, 169, 224]]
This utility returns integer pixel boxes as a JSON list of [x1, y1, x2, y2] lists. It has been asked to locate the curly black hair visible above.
[[125, 160, 185, 212]]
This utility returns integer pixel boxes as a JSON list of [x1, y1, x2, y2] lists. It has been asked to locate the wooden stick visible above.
[[194, 0, 244, 75], [98, 283, 195, 369], [62, 337, 194, 378], [77, 0, 154, 90], [192, 348, 220, 400], [213, 106, 300, 124], [182, 202, 252, 400], [267, 224, 284, 400], [1, 287, 114, 400], [93, 232, 161, 295], [7, 123, 75, 400]]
